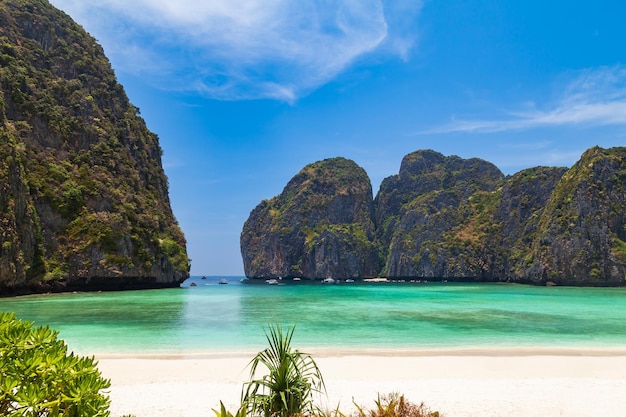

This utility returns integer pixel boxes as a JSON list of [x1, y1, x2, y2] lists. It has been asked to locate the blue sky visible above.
[[49, 0, 626, 276]]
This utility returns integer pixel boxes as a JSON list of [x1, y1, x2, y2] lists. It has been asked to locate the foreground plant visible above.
[[0, 312, 112, 416], [213, 400, 247, 417], [241, 324, 326, 417], [353, 393, 440, 417], [217, 326, 440, 417]]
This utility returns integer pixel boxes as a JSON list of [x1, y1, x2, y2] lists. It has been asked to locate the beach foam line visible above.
[[92, 345, 626, 360]]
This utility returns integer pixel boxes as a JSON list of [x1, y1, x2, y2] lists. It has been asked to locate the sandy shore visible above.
[[97, 349, 626, 417]]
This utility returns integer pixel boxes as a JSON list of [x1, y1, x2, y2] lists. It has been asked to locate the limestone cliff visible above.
[[397, 165, 567, 281], [241, 157, 381, 279], [524, 147, 626, 285], [376, 148, 625, 285], [0, 0, 189, 294], [242, 147, 626, 286], [374, 150, 504, 277]]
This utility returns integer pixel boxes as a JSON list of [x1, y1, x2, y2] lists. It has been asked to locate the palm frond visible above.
[[242, 323, 326, 417]]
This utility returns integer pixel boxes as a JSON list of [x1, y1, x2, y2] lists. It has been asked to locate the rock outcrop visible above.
[[525, 147, 626, 285], [0, 0, 189, 295], [242, 147, 626, 286], [375, 150, 504, 278], [241, 157, 381, 279]]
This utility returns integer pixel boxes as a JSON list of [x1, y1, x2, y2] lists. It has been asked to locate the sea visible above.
[[1, 276, 626, 355]]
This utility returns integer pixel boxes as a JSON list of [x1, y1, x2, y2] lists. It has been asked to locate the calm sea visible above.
[[1, 276, 625, 355]]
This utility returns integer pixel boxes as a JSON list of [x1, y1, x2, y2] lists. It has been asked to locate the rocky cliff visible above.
[[0, 0, 189, 295], [242, 147, 626, 286], [374, 150, 504, 278], [525, 147, 626, 285], [241, 157, 381, 279]]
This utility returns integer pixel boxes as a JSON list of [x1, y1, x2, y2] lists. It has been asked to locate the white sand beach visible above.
[[97, 349, 626, 417]]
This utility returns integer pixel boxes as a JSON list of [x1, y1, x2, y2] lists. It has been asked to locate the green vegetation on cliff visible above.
[[0, 0, 189, 294]]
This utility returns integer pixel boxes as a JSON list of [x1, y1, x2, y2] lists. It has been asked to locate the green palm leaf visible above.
[[242, 324, 325, 417]]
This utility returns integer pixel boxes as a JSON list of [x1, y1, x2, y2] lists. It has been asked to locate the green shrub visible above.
[[0, 312, 112, 416]]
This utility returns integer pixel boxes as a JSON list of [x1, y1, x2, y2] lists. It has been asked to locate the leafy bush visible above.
[[0, 312, 112, 416]]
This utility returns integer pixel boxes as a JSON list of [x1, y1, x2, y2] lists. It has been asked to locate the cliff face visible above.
[[493, 166, 568, 279], [241, 157, 381, 279], [385, 165, 567, 281], [242, 147, 626, 286], [374, 150, 504, 278], [0, 0, 189, 294], [525, 147, 626, 285]]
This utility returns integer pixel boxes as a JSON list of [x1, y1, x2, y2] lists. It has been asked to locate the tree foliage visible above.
[[0, 312, 112, 416]]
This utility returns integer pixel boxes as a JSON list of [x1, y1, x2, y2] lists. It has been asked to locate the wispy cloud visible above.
[[421, 66, 626, 134], [50, 0, 421, 102]]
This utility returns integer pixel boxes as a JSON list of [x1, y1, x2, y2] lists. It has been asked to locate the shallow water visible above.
[[1, 277, 625, 355]]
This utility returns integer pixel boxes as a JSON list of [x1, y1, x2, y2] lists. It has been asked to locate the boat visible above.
[[345, 279, 355, 283], [218, 278, 228, 285], [266, 279, 279, 285], [201, 276, 207, 280], [322, 277, 336, 284]]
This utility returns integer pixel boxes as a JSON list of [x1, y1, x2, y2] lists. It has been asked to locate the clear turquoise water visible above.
[[1, 277, 626, 355]]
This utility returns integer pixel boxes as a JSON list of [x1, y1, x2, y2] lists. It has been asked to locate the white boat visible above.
[[218, 278, 228, 285], [322, 277, 336, 284], [266, 279, 279, 285]]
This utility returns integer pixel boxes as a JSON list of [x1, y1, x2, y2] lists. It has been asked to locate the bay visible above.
[[1, 276, 625, 355]]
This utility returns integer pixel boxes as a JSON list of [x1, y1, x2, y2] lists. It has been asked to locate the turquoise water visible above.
[[1, 277, 626, 355]]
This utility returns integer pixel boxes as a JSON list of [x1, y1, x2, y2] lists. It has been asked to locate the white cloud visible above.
[[50, 0, 421, 102], [421, 66, 626, 134]]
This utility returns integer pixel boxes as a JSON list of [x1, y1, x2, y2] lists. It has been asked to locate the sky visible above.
[[48, 0, 626, 276]]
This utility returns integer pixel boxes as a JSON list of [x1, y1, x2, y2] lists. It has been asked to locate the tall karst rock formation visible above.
[[525, 146, 626, 284], [374, 150, 504, 278], [242, 147, 626, 286], [0, 0, 189, 294], [241, 157, 381, 280]]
